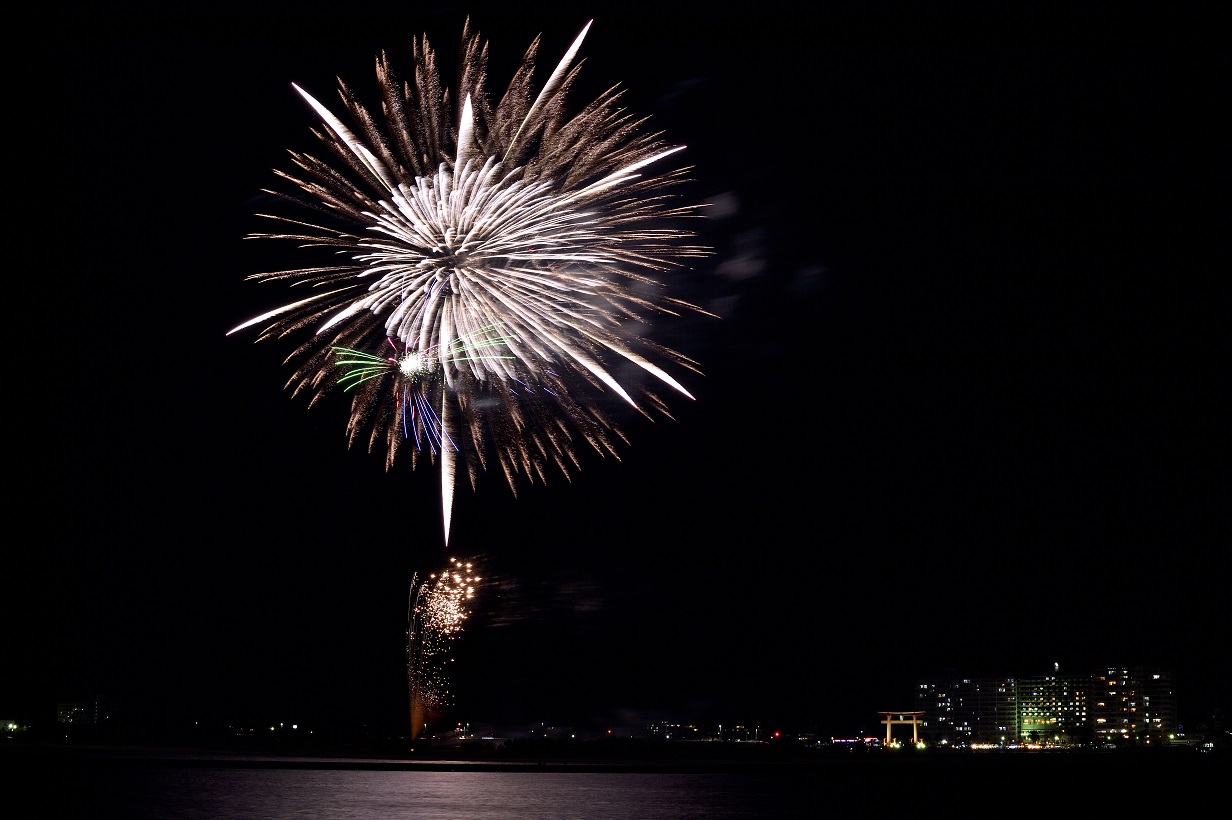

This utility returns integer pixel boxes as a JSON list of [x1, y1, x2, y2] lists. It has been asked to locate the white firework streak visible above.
[[228, 19, 715, 546]]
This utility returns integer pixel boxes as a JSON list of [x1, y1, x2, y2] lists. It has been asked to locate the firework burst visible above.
[[228, 19, 714, 544], [407, 558, 480, 739]]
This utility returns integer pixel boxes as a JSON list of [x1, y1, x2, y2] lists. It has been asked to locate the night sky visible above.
[[25, 2, 1219, 741]]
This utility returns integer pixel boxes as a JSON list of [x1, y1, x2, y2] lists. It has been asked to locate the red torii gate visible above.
[[879, 711, 925, 745]]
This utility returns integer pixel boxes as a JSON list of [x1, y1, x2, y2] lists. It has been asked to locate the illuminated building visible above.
[[56, 700, 110, 725], [914, 665, 1177, 747], [1089, 666, 1176, 745], [1017, 672, 1089, 744], [915, 677, 1017, 745]]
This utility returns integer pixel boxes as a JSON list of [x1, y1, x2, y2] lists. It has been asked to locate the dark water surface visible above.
[[7, 746, 1221, 819]]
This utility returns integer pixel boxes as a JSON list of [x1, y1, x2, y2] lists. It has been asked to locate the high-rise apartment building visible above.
[[1018, 671, 1089, 743], [915, 665, 1177, 746], [1089, 666, 1176, 743], [915, 677, 1017, 745]]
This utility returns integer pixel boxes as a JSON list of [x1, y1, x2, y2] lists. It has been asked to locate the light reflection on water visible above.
[[79, 767, 807, 820], [38, 750, 1214, 819]]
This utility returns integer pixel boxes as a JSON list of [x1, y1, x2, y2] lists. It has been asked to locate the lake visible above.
[[6, 745, 1221, 819]]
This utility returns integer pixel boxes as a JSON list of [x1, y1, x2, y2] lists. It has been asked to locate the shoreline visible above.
[[3, 738, 1220, 774]]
